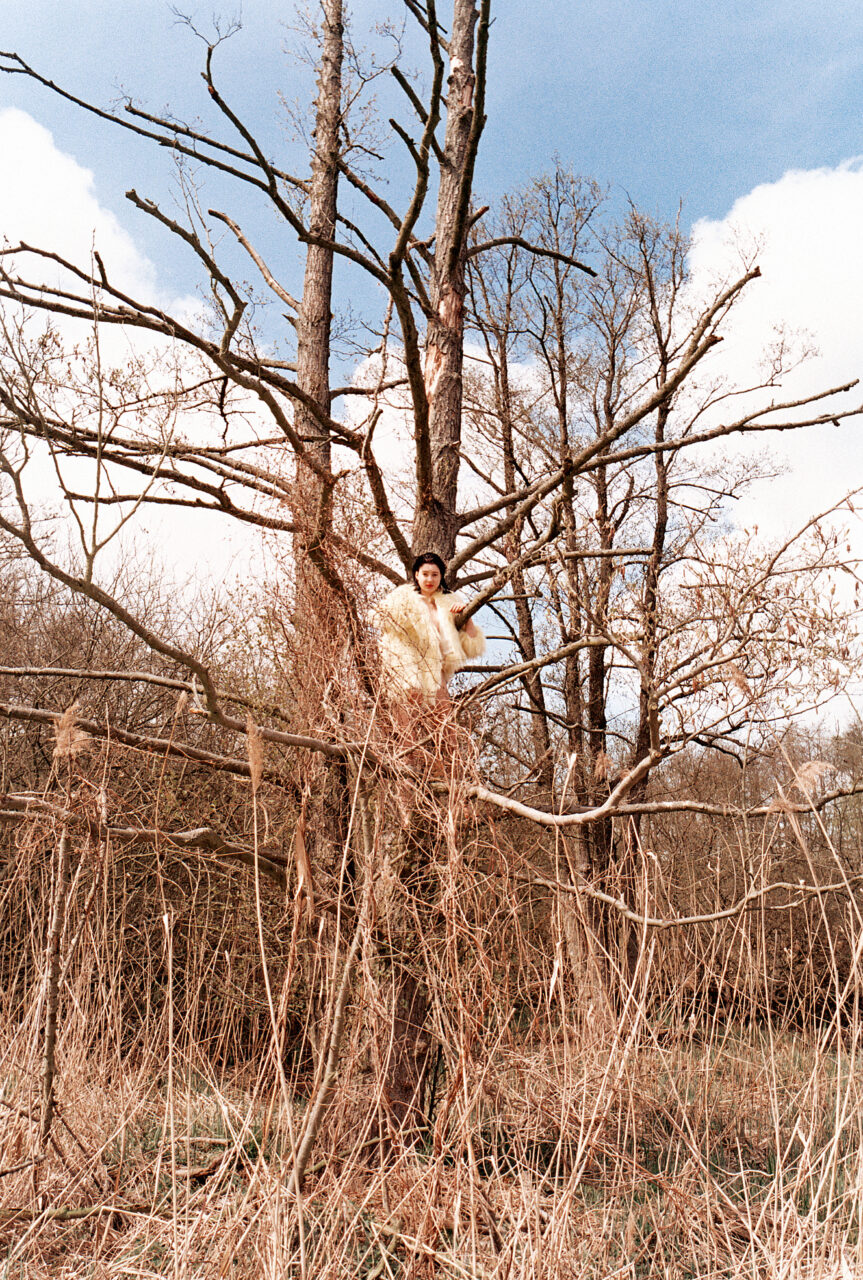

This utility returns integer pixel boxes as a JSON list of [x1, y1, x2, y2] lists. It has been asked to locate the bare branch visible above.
[[0, 51, 307, 192], [0, 794, 288, 888], [457, 749, 662, 826], [449, 461, 574, 573], [517, 866, 863, 931], [208, 209, 301, 311], [460, 636, 608, 700], [468, 234, 596, 277]]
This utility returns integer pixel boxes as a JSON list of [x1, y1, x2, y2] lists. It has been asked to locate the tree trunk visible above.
[[39, 829, 71, 1158], [294, 0, 343, 590], [495, 333, 553, 786], [630, 416, 669, 786], [381, 966, 433, 1141], [412, 0, 487, 560]]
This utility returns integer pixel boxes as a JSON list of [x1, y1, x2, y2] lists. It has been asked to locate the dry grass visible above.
[[3, 1012, 863, 1277], [2, 719, 863, 1279]]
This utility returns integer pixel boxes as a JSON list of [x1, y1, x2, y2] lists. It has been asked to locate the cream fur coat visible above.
[[373, 582, 486, 700]]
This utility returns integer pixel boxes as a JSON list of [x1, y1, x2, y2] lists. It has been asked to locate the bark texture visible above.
[[39, 829, 71, 1156], [412, 0, 487, 560], [295, 0, 343, 586]]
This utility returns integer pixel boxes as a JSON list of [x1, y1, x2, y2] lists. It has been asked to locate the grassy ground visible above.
[[4, 733, 862, 1277], [2, 1003, 862, 1279]]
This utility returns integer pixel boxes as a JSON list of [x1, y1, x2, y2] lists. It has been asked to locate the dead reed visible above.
[[1, 704, 862, 1279]]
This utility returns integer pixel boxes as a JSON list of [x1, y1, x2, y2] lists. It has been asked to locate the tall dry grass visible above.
[[1, 706, 863, 1279]]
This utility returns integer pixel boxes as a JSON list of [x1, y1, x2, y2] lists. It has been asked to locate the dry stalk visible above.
[[36, 827, 71, 1166]]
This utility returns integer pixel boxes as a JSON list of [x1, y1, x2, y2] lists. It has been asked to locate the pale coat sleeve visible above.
[[458, 617, 486, 660], [445, 594, 486, 661]]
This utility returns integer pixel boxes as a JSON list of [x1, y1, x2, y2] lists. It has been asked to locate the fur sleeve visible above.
[[459, 622, 486, 659], [373, 583, 420, 640], [449, 594, 486, 659]]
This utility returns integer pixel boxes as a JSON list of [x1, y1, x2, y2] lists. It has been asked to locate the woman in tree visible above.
[[374, 553, 486, 704]]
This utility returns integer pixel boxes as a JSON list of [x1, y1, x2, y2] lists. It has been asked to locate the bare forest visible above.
[[1, 4, 863, 1276]]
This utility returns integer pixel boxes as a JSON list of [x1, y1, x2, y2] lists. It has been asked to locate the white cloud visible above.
[[687, 160, 863, 539], [0, 107, 159, 299], [0, 108, 257, 585], [340, 342, 508, 535], [7, 108, 863, 605]]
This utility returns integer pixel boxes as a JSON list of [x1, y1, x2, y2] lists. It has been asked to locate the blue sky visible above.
[[3, 0, 863, 263], [1, 1, 863, 554]]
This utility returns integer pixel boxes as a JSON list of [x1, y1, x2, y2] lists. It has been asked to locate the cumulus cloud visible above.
[[349, 163, 863, 562], [687, 160, 863, 538], [0, 108, 255, 583], [5, 106, 863, 595], [0, 107, 159, 299]]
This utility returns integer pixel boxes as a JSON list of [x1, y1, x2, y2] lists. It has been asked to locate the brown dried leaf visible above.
[[792, 760, 834, 791], [726, 663, 751, 697], [594, 751, 612, 782], [53, 701, 91, 760]]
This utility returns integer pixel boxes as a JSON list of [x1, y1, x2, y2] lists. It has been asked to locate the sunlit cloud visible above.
[[0, 107, 257, 584], [687, 159, 863, 539]]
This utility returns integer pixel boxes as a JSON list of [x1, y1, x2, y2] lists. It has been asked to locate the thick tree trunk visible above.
[[294, 0, 343, 587], [39, 829, 71, 1158], [586, 460, 613, 802], [374, 824, 438, 1150], [502, 475, 552, 785], [511, 563, 554, 786], [381, 967, 433, 1140], [412, 0, 486, 560], [630, 405, 669, 788], [491, 332, 554, 785], [619, 405, 669, 979]]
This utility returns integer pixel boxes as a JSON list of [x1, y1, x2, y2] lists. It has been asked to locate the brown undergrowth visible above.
[[1, 714, 863, 1278]]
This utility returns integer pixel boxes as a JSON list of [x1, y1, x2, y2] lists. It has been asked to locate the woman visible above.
[[374, 553, 486, 704]]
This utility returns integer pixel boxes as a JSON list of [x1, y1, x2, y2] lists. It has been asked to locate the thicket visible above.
[[0, 561, 861, 1277]]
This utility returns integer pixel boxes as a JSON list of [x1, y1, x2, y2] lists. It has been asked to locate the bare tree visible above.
[[464, 170, 863, 981]]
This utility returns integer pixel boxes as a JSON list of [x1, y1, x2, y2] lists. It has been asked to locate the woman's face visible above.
[[415, 562, 442, 596]]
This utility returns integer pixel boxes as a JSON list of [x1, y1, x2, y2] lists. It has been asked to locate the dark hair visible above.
[[411, 551, 450, 593]]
